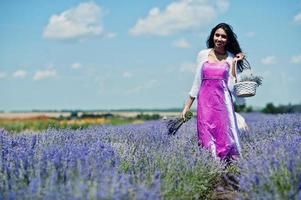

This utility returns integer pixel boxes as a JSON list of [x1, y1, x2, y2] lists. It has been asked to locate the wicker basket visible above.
[[233, 60, 257, 97], [234, 81, 257, 97]]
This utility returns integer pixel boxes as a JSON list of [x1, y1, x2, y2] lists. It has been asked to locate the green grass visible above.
[[0, 117, 144, 133]]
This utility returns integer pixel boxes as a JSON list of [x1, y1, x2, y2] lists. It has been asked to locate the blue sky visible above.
[[0, 0, 301, 111]]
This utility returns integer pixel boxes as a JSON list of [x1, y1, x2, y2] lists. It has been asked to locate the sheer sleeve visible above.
[[188, 50, 205, 98]]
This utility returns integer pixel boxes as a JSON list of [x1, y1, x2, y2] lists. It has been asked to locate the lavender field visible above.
[[0, 113, 300, 200]]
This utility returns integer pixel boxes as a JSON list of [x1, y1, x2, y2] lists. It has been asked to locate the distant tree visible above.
[[234, 103, 254, 113], [292, 104, 301, 112], [261, 102, 301, 114], [262, 103, 277, 114], [234, 103, 246, 112], [80, 113, 114, 119], [286, 103, 294, 113], [70, 111, 79, 119], [136, 113, 161, 120], [245, 106, 253, 112]]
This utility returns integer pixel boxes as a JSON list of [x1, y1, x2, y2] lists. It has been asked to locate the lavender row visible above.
[[239, 113, 301, 200], [0, 119, 223, 199], [1, 113, 300, 199]]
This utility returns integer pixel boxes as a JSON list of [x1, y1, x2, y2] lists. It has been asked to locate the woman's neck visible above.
[[208, 49, 228, 63], [213, 47, 226, 55]]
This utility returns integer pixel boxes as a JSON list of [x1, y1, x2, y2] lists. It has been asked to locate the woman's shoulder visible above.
[[198, 48, 211, 56], [226, 51, 235, 65], [197, 48, 211, 62]]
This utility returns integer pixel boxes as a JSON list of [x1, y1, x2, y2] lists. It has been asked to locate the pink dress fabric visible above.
[[197, 61, 241, 160]]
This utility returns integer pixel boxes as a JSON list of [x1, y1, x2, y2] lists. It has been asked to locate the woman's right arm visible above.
[[181, 96, 195, 120], [181, 50, 204, 119]]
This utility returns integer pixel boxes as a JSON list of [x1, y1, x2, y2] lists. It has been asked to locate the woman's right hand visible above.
[[182, 96, 195, 121], [181, 106, 190, 121]]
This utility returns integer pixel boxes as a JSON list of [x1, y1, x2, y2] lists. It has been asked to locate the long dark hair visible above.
[[206, 23, 246, 72]]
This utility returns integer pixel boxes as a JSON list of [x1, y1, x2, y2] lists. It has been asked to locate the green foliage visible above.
[[81, 112, 114, 119], [70, 111, 79, 119], [136, 113, 161, 120], [0, 119, 58, 133], [117, 154, 223, 200], [162, 162, 221, 200], [269, 167, 293, 199], [261, 102, 300, 114], [235, 102, 301, 114], [119, 160, 132, 173], [114, 136, 225, 200], [109, 117, 136, 125], [0, 119, 97, 133], [245, 106, 253, 112], [234, 103, 253, 113], [0, 112, 164, 133], [262, 103, 278, 114]]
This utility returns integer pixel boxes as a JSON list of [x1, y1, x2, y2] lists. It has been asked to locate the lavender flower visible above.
[[239, 74, 263, 86], [166, 111, 193, 135], [1, 113, 300, 199], [239, 113, 301, 200]]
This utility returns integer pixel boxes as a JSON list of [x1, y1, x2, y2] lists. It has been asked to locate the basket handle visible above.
[[233, 58, 251, 83]]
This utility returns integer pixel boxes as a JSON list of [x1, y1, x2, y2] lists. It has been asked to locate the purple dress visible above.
[[197, 61, 241, 160]]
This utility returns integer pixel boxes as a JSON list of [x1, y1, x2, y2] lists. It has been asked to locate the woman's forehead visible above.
[[215, 28, 227, 35]]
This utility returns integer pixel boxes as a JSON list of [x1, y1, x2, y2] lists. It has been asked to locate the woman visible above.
[[181, 23, 246, 161]]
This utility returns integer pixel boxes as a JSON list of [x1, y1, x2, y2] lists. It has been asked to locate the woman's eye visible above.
[[215, 33, 227, 39]]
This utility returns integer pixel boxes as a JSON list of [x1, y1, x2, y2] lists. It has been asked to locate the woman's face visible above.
[[213, 28, 228, 50]]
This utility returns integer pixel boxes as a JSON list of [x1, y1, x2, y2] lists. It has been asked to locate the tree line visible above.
[[235, 102, 301, 113]]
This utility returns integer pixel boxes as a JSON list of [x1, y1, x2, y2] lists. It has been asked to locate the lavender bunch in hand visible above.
[[166, 111, 193, 135]]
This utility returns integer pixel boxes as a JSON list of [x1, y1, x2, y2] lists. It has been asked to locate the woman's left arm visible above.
[[228, 54, 246, 105], [231, 52, 246, 78]]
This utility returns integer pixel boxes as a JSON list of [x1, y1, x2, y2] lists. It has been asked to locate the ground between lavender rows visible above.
[[0, 113, 300, 199]]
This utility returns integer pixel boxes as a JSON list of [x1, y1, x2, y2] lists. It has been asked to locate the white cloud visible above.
[[122, 72, 132, 78], [290, 54, 301, 64], [13, 70, 27, 78], [261, 56, 277, 65], [293, 12, 301, 23], [106, 32, 117, 38], [130, 0, 229, 36], [245, 31, 255, 38], [179, 62, 195, 73], [33, 69, 57, 80], [43, 2, 107, 40], [71, 62, 82, 69], [172, 38, 190, 48], [0, 72, 6, 79]]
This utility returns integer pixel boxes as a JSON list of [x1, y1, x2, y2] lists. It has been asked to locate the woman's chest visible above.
[[201, 61, 230, 79]]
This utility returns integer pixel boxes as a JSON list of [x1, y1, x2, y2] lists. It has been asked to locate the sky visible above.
[[0, 0, 301, 111]]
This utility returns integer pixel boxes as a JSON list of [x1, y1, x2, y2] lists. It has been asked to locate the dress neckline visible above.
[[205, 60, 229, 65], [204, 48, 232, 65]]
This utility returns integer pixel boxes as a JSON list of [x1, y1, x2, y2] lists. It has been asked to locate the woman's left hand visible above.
[[235, 52, 245, 61]]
